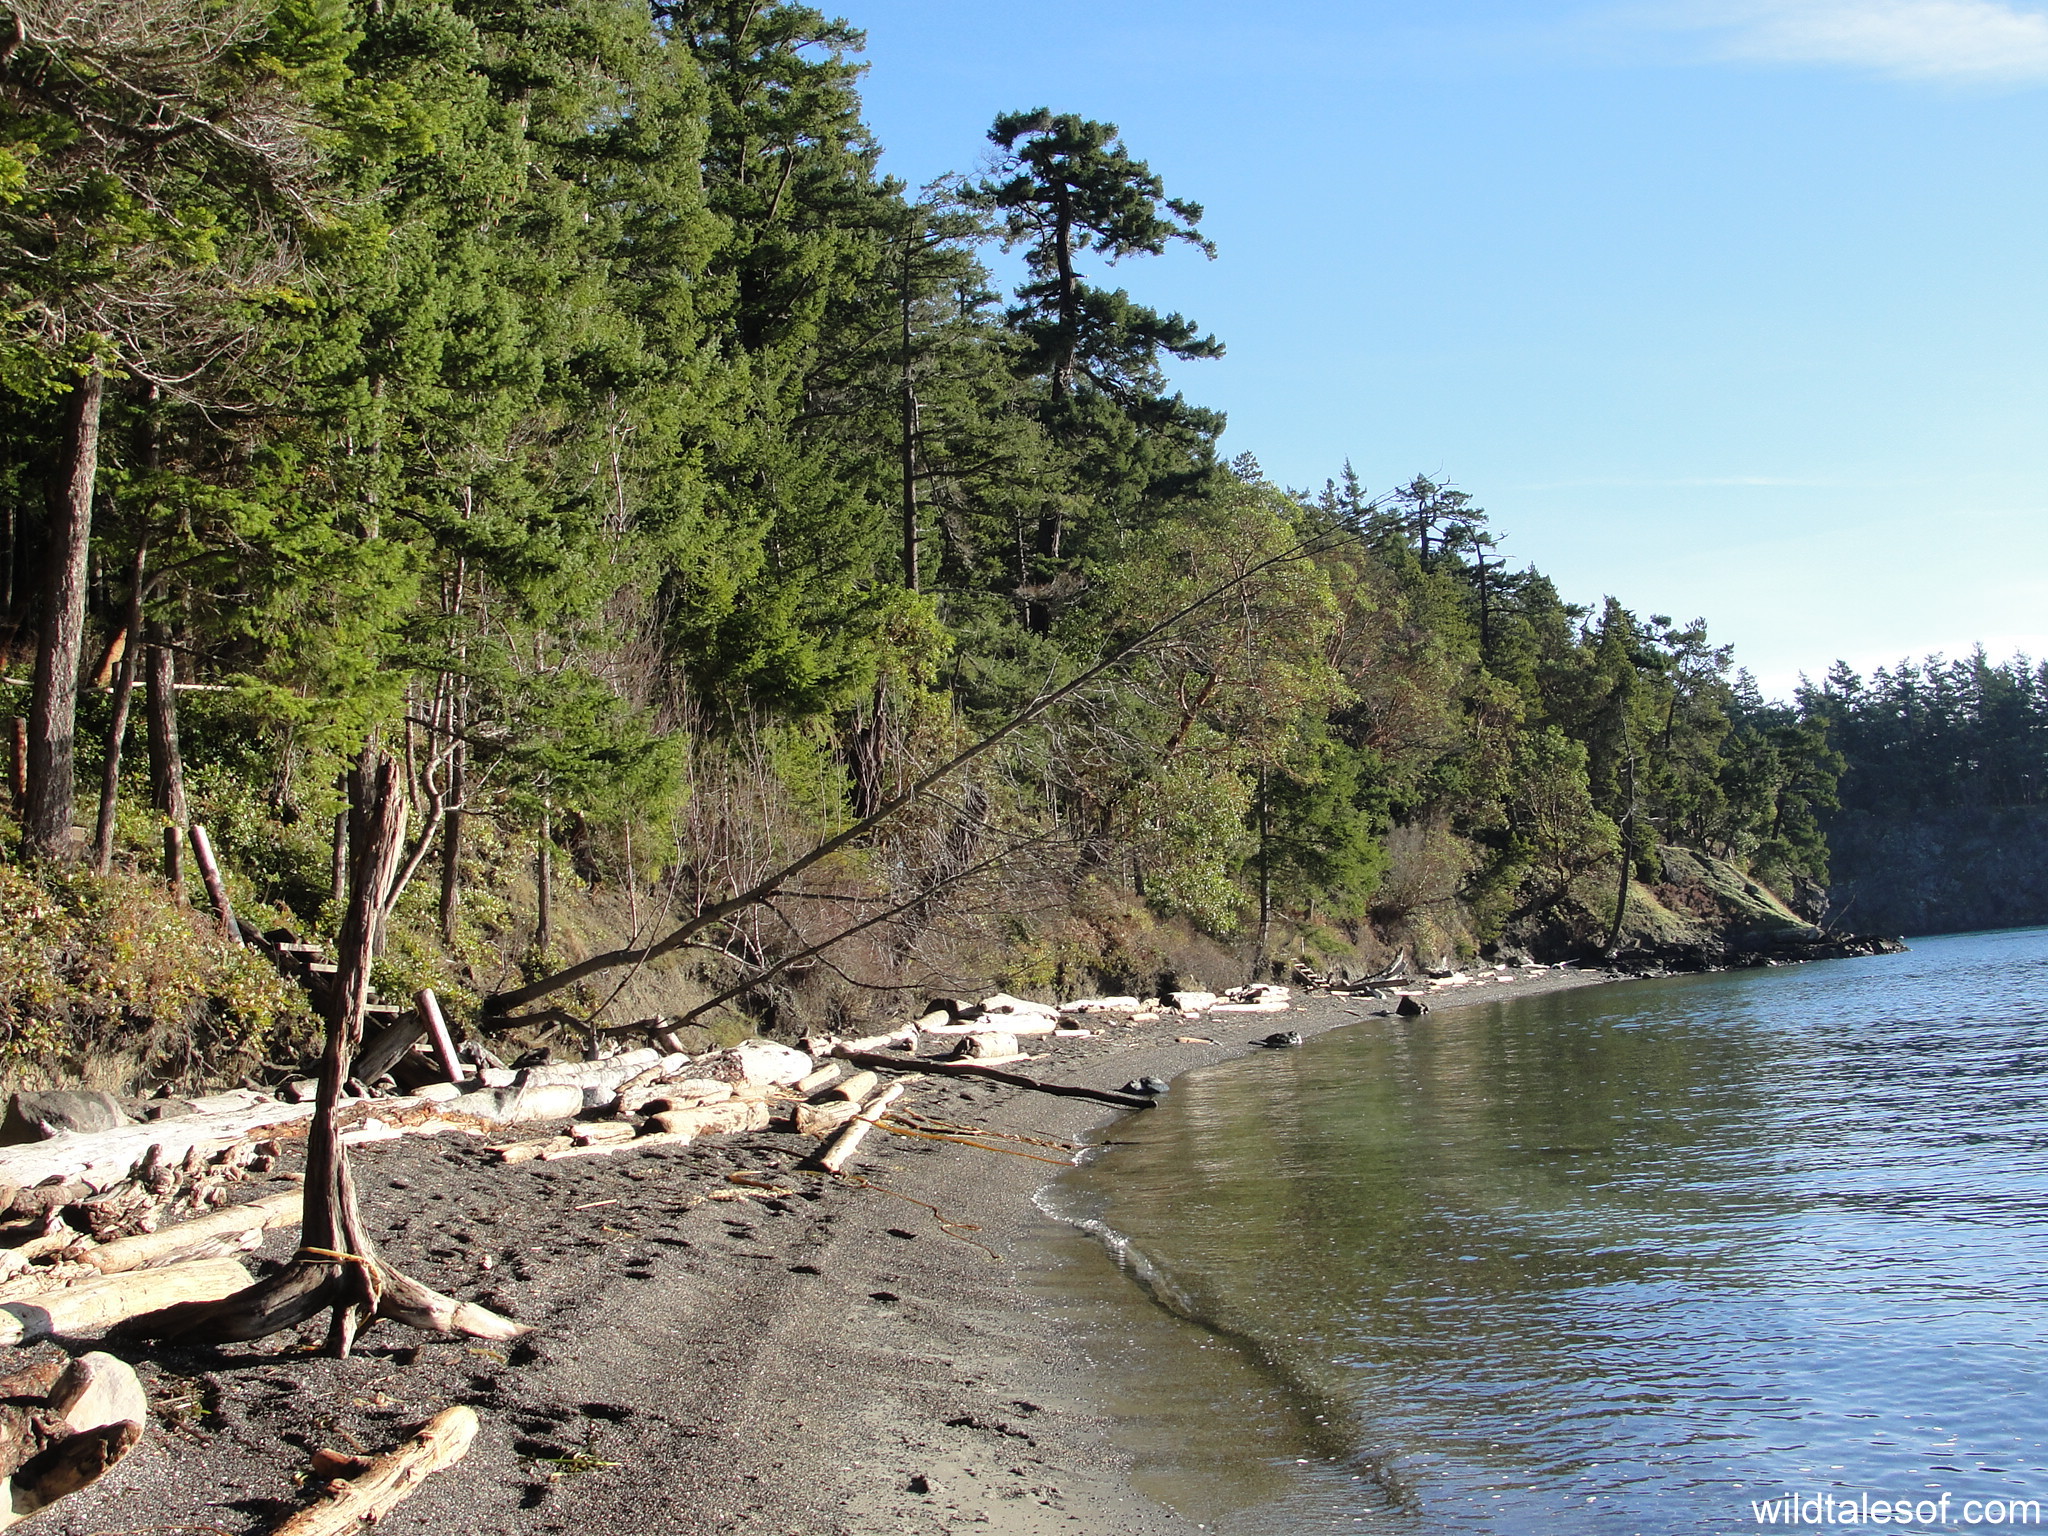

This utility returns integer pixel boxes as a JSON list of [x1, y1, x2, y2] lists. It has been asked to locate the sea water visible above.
[[1035, 929, 2048, 1534]]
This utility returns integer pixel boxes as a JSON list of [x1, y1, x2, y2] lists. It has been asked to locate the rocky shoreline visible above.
[[24, 959, 1758, 1535]]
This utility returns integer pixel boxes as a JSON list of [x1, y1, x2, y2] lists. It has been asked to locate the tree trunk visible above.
[[143, 624, 187, 827], [24, 370, 105, 858], [1256, 763, 1272, 971], [438, 743, 464, 941], [91, 541, 148, 874], [535, 804, 553, 955], [900, 253, 920, 592], [8, 717, 24, 817], [127, 750, 520, 1355], [1604, 747, 1637, 958]]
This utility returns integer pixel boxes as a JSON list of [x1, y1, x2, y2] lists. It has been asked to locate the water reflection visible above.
[[1034, 930, 2048, 1533]]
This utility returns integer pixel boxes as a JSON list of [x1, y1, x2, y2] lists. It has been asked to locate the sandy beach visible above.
[[36, 967, 1615, 1536]]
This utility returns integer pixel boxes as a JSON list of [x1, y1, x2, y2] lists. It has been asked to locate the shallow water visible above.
[[1034, 931, 2048, 1533]]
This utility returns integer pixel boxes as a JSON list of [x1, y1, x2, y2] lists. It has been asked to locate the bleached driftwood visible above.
[[81, 1187, 302, 1274], [816, 1080, 909, 1175], [0, 1099, 320, 1196], [269, 1405, 478, 1536], [824, 1070, 878, 1103], [919, 1015, 1057, 1037], [794, 1100, 863, 1138], [0, 1256, 253, 1346]]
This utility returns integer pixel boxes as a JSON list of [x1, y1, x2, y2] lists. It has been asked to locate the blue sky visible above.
[[841, 0, 2048, 698]]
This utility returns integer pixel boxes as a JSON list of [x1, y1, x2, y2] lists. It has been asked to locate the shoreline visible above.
[[42, 965, 1618, 1536]]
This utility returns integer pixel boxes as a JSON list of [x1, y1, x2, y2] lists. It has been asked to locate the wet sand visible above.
[[41, 967, 1612, 1536]]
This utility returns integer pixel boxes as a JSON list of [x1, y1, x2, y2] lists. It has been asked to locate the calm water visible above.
[[1035, 930, 2048, 1534]]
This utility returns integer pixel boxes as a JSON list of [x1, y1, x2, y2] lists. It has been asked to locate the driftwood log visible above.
[[83, 1188, 302, 1275], [816, 1080, 910, 1176], [127, 750, 524, 1355], [832, 1049, 1157, 1111], [1, 1256, 254, 1346], [270, 1405, 478, 1536]]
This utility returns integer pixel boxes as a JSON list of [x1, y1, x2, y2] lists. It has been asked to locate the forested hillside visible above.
[[0, 0, 1849, 1088], [1801, 653, 2048, 936]]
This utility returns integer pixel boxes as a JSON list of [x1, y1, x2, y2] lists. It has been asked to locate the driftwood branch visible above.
[[270, 1405, 478, 1536], [832, 1048, 1157, 1111]]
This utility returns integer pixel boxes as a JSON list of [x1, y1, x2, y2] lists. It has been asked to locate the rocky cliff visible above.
[[1824, 806, 2048, 938]]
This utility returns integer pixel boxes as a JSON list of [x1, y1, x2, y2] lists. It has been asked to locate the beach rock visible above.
[[1167, 990, 1218, 1013], [48, 1351, 146, 1435], [1, 1092, 131, 1145], [1395, 995, 1430, 1017], [581, 1086, 618, 1113]]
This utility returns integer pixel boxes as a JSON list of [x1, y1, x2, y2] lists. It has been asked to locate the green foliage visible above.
[[0, 861, 316, 1081]]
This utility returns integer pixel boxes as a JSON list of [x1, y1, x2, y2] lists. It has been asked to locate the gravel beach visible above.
[[36, 967, 1613, 1536]]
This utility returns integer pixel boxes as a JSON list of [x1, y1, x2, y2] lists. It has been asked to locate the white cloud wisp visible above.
[[1678, 0, 2048, 80]]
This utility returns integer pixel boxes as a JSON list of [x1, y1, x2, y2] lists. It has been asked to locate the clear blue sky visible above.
[[841, 0, 2048, 698]]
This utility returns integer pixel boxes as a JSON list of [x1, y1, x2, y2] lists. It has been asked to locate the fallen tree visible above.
[[483, 529, 1349, 1025]]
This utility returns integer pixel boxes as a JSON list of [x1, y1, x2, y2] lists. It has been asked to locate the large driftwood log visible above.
[[0, 1097, 317, 1195], [0, 1256, 253, 1346], [269, 1405, 478, 1536], [832, 1049, 1157, 1111], [83, 1188, 301, 1275]]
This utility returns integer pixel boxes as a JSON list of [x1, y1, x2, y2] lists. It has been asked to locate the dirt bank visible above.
[[38, 966, 1613, 1536]]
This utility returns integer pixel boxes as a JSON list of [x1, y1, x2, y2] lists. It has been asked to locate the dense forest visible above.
[[0, 0, 1860, 1086]]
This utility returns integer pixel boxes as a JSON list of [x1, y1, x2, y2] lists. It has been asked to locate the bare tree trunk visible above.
[[900, 253, 920, 592], [535, 804, 553, 955], [8, 717, 24, 818], [438, 743, 464, 941], [1604, 745, 1637, 958], [329, 792, 347, 908], [143, 622, 187, 827], [24, 371, 104, 858], [91, 541, 147, 874], [1256, 764, 1272, 974], [129, 749, 520, 1355]]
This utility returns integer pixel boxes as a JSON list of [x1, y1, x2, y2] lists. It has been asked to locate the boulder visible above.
[[48, 1352, 147, 1436], [1395, 994, 1430, 1017], [1, 1092, 131, 1146]]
